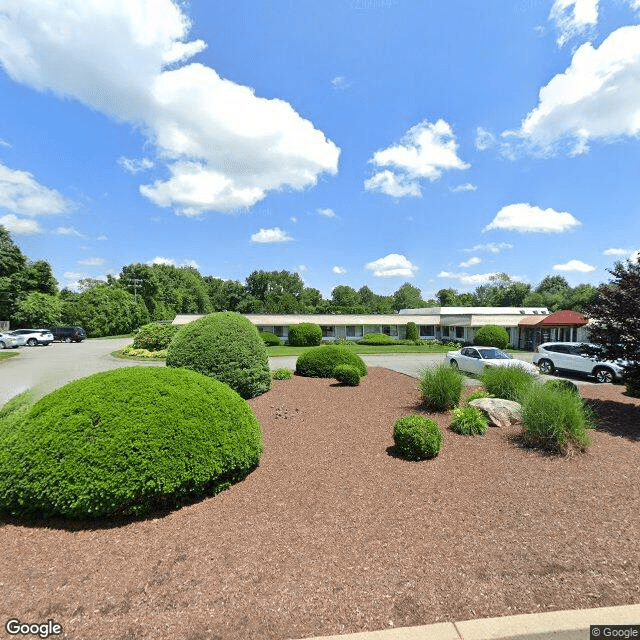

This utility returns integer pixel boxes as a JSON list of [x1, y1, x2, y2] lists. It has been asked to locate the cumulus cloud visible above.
[[317, 207, 337, 218], [507, 25, 640, 155], [52, 226, 85, 237], [78, 257, 106, 266], [465, 242, 514, 253], [483, 203, 581, 233], [0, 214, 42, 235], [147, 256, 200, 268], [459, 256, 482, 268], [118, 156, 154, 174], [553, 259, 596, 272], [603, 247, 633, 256], [0, 162, 71, 216], [365, 253, 418, 278], [332, 265, 347, 274], [0, 0, 339, 215], [451, 182, 477, 193], [250, 227, 293, 243], [549, 0, 598, 47], [438, 271, 503, 286], [364, 119, 469, 198]]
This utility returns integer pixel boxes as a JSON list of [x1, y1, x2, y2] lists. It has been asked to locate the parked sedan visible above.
[[533, 342, 625, 383], [445, 346, 539, 376], [10, 329, 54, 347], [0, 332, 19, 349]]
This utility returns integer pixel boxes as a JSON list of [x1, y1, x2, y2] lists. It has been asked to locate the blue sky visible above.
[[1, 0, 639, 299]]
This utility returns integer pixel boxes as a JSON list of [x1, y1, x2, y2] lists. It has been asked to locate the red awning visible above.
[[539, 310, 587, 326]]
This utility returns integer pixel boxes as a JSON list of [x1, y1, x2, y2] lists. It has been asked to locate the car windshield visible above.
[[478, 348, 511, 360]]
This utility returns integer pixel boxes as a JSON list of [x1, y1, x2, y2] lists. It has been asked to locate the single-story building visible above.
[[516, 309, 589, 350]]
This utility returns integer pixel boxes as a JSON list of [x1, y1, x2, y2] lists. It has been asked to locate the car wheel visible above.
[[538, 359, 554, 375], [0, 341, 5, 349], [27, 338, 37, 347], [594, 367, 614, 384], [64, 337, 71, 343], [450, 360, 459, 370]]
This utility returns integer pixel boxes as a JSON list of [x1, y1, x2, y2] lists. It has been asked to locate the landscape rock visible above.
[[468, 398, 522, 427]]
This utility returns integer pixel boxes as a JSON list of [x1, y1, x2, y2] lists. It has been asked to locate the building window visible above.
[[382, 325, 398, 336], [456, 326, 464, 339], [442, 326, 450, 337], [419, 325, 435, 337], [346, 325, 363, 338], [273, 326, 284, 337], [320, 325, 334, 338]]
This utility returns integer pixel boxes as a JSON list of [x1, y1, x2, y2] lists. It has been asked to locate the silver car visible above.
[[0, 332, 19, 349], [533, 342, 624, 383], [9, 328, 54, 347]]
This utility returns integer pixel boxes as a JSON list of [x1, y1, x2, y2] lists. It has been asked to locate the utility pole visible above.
[[126, 279, 144, 304]]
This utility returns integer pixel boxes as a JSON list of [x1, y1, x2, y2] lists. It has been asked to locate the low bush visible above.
[[418, 364, 464, 411], [272, 368, 293, 380], [357, 333, 396, 345], [544, 378, 580, 395], [393, 416, 443, 460], [520, 383, 594, 455], [287, 323, 322, 347], [462, 389, 493, 405], [480, 365, 536, 403], [0, 367, 263, 519], [166, 312, 271, 399], [333, 364, 361, 386], [120, 345, 167, 359], [296, 345, 367, 378], [0, 390, 35, 438], [133, 322, 180, 351], [260, 331, 281, 346], [473, 325, 509, 350], [450, 406, 488, 435], [405, 322, 419, 341]]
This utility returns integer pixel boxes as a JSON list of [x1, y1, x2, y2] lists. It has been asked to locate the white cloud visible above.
[[438, 271, 503, 286], [0, 138, 10, 148], [631, 250, 640, 263], [118, 156, 154, 174], [465, 242, 514, 254], [296, 264, 307, 272], [97, 234, 108, 241], [78, 257, 106, 266], [553, 259, 596, 272], [365, 253, 418, 278], [317, 207, 337, 218], [52, 226, 85, 237], [147, 256, 200, 268], [451, 182, 477, 193], [549, 0, 598, 47], [459, 256, 482, 268], [484, 203, 581, 233], [508, 25, 640, 155], [331, 75, 351, 90], [0, 162, 71, 216], [603, 247, 632, 256], [0, 0, 340, 216], [332, 266, 347, 274], [365, 119, 469, 198], [250, 227, 293, 243], [0, 214, 42, 235], [290, 216, 298, 223], [475, 127, 496, 151]]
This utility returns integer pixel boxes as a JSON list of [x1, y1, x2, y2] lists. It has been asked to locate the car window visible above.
[[478, 348, 509, 359]]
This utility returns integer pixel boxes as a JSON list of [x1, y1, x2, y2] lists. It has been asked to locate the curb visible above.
[[296, 603, 640, 640]]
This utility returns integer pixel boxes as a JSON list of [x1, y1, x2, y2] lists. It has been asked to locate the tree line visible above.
[[1, 225, 601, 337]]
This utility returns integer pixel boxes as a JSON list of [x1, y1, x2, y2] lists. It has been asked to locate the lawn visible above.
[[0, 351, 20, 362]]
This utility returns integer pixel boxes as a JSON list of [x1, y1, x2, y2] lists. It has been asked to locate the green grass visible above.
[[111, 349, 166, 361], [418, 364, 465, 411], [90, 333, 135, 340], [0, 351, 20, 362]]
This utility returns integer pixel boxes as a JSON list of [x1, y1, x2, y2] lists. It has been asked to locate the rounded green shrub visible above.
[[393, 416, 443, 460], [450, 406, 488, 435], [295, 344, 367, 378], [521, 383, 594, 455], [272, 368, 293, 380], [333, 363, 361, 386], [473, 325, 509, 349], [544, 378, 580, 395], [418, 364, 464, 411], [0, 367, 263, 519], [357, 332, 396, 345], [287, 322, 322, 347], [166, 312, 271, 399], [405, 322, 419, 342], [260, 331, 281, 346], [462, 389, 493, 405], [480, 365, 536, 403], [133, 322, 180, 351]]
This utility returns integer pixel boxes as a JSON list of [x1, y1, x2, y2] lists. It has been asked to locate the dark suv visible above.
[[46, 326, 87, 343]]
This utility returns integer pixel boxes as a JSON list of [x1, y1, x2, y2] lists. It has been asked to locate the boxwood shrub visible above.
[[260, 331, 281, 346], [133, 322, 180, 351], [295, 344, 367, 378], [287, 322, 322, 346], [0, 367, 263, 519], [405, 321, 419, 342], [333, 363, 361, 386], [473, 325, 509, 349], [166, 312, 271, 399], [357, 333, 396, 345], [393, 416, 443, 460]]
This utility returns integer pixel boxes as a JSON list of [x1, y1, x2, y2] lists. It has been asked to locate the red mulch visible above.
[[1, 368, 639, 640]]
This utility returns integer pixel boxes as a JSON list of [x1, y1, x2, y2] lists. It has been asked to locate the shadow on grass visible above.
[[584, 398, 640, 441]]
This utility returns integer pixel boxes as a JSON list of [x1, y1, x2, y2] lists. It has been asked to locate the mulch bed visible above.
[[1, 368, 639, 640]]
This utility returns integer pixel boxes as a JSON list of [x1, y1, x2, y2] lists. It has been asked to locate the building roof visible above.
[[173, 313, 421, 325], [518, 316, 545, 327], [399, 307, 549, 316], [538, 310, 588, 326]]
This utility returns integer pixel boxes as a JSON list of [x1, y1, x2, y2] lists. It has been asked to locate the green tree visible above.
[[436, 288, 460, 306], [12, 292, 62, 327], [17, 260, 58, 296], [534, 275, 570, 311], [331, 285, 360, 308], [245, 270, 304, 310], [0, 226, 27, 320], [393, 282, 425, 311], [567, 283, 599, 311]]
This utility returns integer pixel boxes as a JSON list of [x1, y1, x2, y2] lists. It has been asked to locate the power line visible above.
[[125, 279, 144, 304]]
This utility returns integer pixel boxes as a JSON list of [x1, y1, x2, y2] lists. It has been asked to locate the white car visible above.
[[533, 342, 625, 383], [445, 346, 539, 376], [0, 332, 19, 349], [9, 328, 54, 347]]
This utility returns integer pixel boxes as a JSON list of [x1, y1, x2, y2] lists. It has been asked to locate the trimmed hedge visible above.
[[473, 325, 509, 350], [287, 323, 322, 347], [334, 363, 361, 386], [295, 345, 367, 378], [260, 331, 281, 346], [357, 332, 396, 345], [393, 416, 443, 460], [0, 367, 263, 519], [133, 322, 180, 351], [405, 322, 419, 342], [166, 312, 271, 399]]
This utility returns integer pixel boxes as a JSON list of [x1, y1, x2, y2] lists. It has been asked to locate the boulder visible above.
[[468, 398, 522, 427]]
